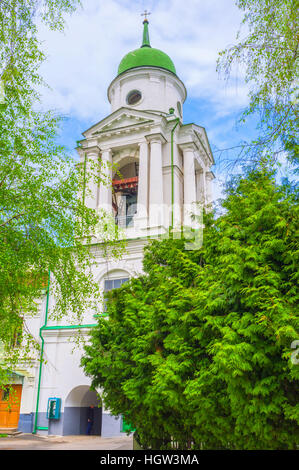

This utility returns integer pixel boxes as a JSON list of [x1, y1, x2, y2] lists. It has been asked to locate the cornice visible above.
[[178, 124, 214, 166], [107, 67, 187, 104], [162, 165, 183, 177], [178, 141, 198, 152], [193, 130, 213, 166], [206, 170, 216, 180], [94, 120, 154, 135], [145, 132, 167, 144], [82, 107, 164, 137], [93, 121, 154, 140], [41, 328, 93, 338]]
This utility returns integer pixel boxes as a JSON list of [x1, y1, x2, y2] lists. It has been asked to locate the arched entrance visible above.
[[63, 385, 102, 436]]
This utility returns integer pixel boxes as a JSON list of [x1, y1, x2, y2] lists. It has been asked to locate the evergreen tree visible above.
[[82, 161, 299, 449]]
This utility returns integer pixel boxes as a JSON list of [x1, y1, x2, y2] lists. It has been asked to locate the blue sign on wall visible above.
[[47, 397, 61, 420]]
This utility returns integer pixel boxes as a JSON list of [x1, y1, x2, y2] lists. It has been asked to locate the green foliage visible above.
[[82, 161, 299, 449], [0, 1, 122, 378], [217, 0, 299, 165]]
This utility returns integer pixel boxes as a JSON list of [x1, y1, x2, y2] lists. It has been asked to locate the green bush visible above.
[[82, 162, 299, 449]]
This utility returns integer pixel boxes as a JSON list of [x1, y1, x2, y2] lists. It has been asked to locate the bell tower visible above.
[[28, 16, 216, 441], [77, 17, 215, 240]]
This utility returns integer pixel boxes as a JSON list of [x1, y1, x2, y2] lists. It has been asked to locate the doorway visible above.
[[0, 385, 22, 429], [63, 385, 102, 436]]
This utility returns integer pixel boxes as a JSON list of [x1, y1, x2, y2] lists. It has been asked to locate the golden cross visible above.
[[141, 9, 151, 21]]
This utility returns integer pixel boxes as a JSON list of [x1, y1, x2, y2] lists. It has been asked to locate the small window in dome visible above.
[[126, 90, 142, 105]]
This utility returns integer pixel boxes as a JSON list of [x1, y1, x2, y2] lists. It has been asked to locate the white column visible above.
[[99, 148, 112, 214], [83, 146, 100, 210], [205, 171, 214, 207], [135, 140, 149, 227], [182, 144, 197, 227], [147, 134, 166, 228], [195, 168, 205, 204]]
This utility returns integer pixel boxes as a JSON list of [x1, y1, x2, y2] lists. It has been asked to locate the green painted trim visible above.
[[33, 269, 50, 434], [141, 20, 151, 48], [93, 314, 108, 319], [41, 324, 97, 331], [121, 415, 136, 433], [33, 271, 96, 435]]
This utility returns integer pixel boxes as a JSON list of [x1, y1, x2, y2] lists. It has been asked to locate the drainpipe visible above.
[[170, 117, 180, 236], [33, 269, 51, 434]]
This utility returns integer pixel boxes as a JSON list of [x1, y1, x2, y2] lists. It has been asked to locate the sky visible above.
[[37, 0, 258, 201]]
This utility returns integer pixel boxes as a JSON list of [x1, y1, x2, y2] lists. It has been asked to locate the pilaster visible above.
[[146, 133, 166, 230], [135, 140, 149, 228], [180, 143, 197, 227], [99, 148, 113, 214], [81, 145, 100, 210], [205, 170, 215, 207]]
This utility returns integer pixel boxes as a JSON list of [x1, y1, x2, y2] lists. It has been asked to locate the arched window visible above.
[[104, 277, 129, 292], [103, 272, 129, 312]]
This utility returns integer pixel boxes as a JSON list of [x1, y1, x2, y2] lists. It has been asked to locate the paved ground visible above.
[[0, 433, 133, 450]]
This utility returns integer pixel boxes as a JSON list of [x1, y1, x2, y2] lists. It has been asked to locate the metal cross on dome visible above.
[[141, 9, 151, 21]]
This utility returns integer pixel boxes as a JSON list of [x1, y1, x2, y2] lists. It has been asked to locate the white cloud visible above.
[[37, 0, 249, 122]]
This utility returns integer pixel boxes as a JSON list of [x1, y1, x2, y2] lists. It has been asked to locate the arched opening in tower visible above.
[[112, 162, 139, 227]]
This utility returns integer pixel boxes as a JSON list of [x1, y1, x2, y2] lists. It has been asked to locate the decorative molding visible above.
[[107, 67, 187, 105], [178, 141, 198, 152], [206, 170, 215, 180], [83, 107, 163, 138], [77, 144, 101, 159], [162, 165, 183, 178], [145, 132, 167, 144]]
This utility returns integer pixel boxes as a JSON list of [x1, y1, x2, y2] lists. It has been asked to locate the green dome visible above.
[[117, 19, 176, 76], [118, 47, 176, 75]]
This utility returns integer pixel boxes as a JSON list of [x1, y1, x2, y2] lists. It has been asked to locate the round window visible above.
[[126, 90, 142, 106]]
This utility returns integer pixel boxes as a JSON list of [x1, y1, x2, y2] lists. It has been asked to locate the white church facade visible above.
[[3, 17, 214, 437]]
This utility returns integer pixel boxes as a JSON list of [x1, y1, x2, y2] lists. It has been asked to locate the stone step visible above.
[[0, 428, 21, 435]]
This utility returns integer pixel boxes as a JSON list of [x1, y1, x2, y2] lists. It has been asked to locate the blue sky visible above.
[[37, 0, 259, 200]]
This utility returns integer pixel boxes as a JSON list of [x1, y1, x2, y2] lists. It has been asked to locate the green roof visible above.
[[117, 20, 176, 76], [118, 47, 176, 75]]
